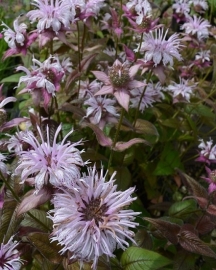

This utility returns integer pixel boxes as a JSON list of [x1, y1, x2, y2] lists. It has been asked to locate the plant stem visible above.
[[133, 69, 153, 127], [107, 108, 125, 170]]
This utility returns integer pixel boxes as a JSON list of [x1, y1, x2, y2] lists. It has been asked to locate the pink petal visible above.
[[114, 90, 130, 111], [114, 138, 148, 152], [92, 71, 110, 84], [128, 80, 146, 89], [95, 85, 113, 96], [129, 64, 141, 77]]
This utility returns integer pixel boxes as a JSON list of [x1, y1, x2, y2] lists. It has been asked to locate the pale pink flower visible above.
[[124, 0, 160, 33], [1, 17, 37, 59], [181, 15, 210, 41], [189, 0, 208, 13], [84, 95, 119, 129], [192, 50, 211, 68], [27, 0, 73, 34], [15, 124, 86, 193], [48, 166, 140, 270], [136, 28, 183, 67], [0, 236, 23, 269], [6, 130, 30, 154], [92, 59, 145, 111], [172, 0, 190, 22], [78, 79, 101, 99], [17, 55, 70, 109], [167, 77, 196, 102], [0, 96, 17, 126], [196, 138, 216, 164], [202, 167, 216, 193], [130, 81, 164, 112]]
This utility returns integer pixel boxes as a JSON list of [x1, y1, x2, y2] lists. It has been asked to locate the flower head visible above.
[[0, 236, 23, 269], [196, 138, 216, 164], [181, 15, 210, 41], [1, 17, 37, 59], [15, 124, 85, 193], [27, 0, 73, 34], [172, 0, 190, 23], [130, 81, 164, 112], [189, 0, 208, 13], [84, 95, 119, 129], [92, 59, 145, 111], [167, 77, 196, 102], [48, 166, 140, 269], [137, 28, 183, 67], [17, 55, 70, 109], [202, 167, 216, 193]]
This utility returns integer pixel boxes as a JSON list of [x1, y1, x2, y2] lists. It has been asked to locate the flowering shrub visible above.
[[0, 0, 216, 269]]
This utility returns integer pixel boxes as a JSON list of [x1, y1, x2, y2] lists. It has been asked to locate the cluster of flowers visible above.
[[196, 138, 216, 193], [0, 0, 213, 268]]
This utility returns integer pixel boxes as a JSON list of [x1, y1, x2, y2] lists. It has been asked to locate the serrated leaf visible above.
[[176, 170, 208, 199], [27, 232, 63, 264], [121, 247, 172, 270], [134, 119, 159, 136], [144, 217, 180, 244], [178, 230, 216, 259], [196, 215, 215, 235], [173, 250, 196, 270], [21, 209, 52, 232], [168, 199, 197, 219], [0, 199, 23, 242]]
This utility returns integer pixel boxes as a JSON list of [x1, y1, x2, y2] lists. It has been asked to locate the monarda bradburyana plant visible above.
[[1, 0, 216, 269]]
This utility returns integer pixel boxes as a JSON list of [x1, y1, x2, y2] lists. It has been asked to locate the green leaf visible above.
[[27, 232, 63, 264], [21, 209, 52, 232], [1, 72, 24, 83], [109, 166, 132, 190], [121, 247, 172, 270], [0, 199, 23, 242], [154, 144, 183, 175], [168, 199, 197, 219]]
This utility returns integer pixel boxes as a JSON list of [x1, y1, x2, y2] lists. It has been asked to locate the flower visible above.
[[17, 55, 70, 109], [84, 95, 119, 129], [0, 236, 23, 269], [192, 50, 211, 68], [0, 95, 17, 126], [26, 0, 73, 34], [92, 59, 145, 111], [1, 17, 37, 59], [136, 28, 183, 67], [181, 15, 210, 41], [189, 0, 208, 13], [130, 81, 164, 112], [6, 130, 30, 154], [172, 0, 190, 23], [15, 124, 86, 193], [196, 138, 216, 164], [167, 77, 196, 102], [48, 166, 140, 270], [124, 0, 160, 33], [202, 167, 216, 193]]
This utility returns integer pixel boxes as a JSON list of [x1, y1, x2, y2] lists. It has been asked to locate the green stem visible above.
[[133, 69, 153, 127], [107, 108, 125, 170]]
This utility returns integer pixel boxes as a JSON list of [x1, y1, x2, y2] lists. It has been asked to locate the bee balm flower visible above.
[[15, 124, 85, 193], [48, 166, 140, 270], [0, 236, 24, 269]]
